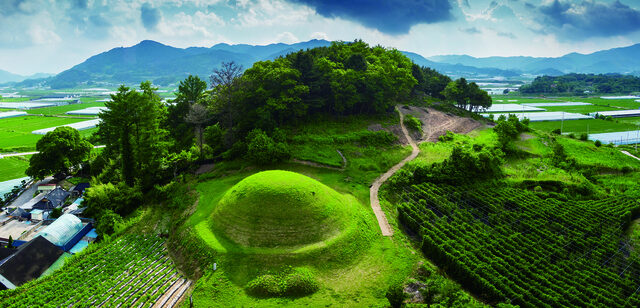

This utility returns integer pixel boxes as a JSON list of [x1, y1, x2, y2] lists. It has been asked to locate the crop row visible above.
[[397, 183, 640, 307], [0, 234, 186, 308]]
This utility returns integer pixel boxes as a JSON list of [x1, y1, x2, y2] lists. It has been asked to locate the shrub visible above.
[[245, 129, 291, 165], [403, 114, 422, 133], [386, 284, 406, 308], [579, 133, 588, 141], [552, 129, 561, 135], [568, 133, 575, 139], [245, 267, 319, 298], [438, 131, 455, 142], [595, 140, 602, 147]]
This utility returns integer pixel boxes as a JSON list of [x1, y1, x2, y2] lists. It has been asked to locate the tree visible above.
[[209, 61, 244, 146], [26, 126, 92, 179], [167, 75, 208, 151], [98, 82, 168, 188], [386, 284, 406, 308], [185, 103, 211, 160], [7, 236, 13, 249], [245, 129, 290, 165]]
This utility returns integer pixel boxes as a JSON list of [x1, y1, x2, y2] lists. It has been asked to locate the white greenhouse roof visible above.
[[589, 130, 640, 145], [38, 214, 83, 246], [32, 119, 101, 135], [483, 104, 544, 113], [0, 177, 29, 199], [482, 112, 592, 122], [65, 107, 108, 115], [0, 102, 58, 109], [600, 96, 640, 100], [590, 110, 640, 118], [522, 102, 591, 107], [0, 111, 27, 119]]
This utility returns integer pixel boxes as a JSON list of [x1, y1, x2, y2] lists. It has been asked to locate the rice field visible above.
[[0, 156, 29, 182], [529, 118, 639, 134], [0, 116, 88, 152]]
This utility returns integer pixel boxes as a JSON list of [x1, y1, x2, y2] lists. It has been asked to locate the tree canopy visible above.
[[26, 126, 92, 179], [520, 73, 640, 94]]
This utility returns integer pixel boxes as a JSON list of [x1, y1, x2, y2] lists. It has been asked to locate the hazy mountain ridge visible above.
[[6, 39, 524, 89], [0, 70, 53, 84], [429, 43, 640, 75]]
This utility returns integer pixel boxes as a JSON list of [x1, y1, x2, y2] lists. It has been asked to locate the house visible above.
[[0, 236, 64, 289], [32, 187, 69, 211], [37, 184, 56, 194], [71, 183, 90, 198], [8, 208, 30, 220]]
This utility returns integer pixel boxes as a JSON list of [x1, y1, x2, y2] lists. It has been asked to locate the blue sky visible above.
[[1, 0, 640, 75]]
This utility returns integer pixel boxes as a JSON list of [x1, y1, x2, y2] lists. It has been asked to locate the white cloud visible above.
[[275, 31, 298, 43], [310, 32, 329, 40]]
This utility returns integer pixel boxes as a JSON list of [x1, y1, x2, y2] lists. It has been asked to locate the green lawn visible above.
[[0, 156, 29, 182], [529, 119, 638, 134], [0, 116, 88, 152]]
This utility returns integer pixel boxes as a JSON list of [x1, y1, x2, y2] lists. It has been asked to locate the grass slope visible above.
[[210, 170, 356, 250]]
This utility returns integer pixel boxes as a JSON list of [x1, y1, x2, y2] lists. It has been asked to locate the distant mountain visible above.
[[14, 39, 526, 89], [401, 51, 520, 78], [429, 43, 640, 75], [41, 40, 335, 88], [0, 70, 54, 84]]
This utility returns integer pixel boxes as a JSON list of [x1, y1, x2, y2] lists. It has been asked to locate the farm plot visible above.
[[395, 183, 640, 307], [0, 116, 88, 152], [0, 234, 190, 308]]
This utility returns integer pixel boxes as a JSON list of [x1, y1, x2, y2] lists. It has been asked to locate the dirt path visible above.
[[292, 149, 347, 171], [370, 106, 420, 236], [621, 150, 640, 162]]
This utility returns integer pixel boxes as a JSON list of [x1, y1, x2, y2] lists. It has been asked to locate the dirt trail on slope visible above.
[[369, 106, 419, 236], [369, 105, 485, 236]]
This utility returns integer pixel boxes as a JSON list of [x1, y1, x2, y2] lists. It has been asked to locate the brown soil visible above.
[[398, 106, 484, 143]]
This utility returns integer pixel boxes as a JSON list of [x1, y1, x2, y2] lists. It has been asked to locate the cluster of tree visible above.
[[26, 126, 93, 179], [442, 78, 492, 112], [520, 73, 640, 94], [492, 114, 529, 152], [39, 41, 492, 235]]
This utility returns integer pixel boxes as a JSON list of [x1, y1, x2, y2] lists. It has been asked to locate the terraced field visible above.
[[0, 234, 191, 308]]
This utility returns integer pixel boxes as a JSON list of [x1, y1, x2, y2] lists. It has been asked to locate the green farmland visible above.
[[0, 116, 89, 152], [529, 118, 639, 134]]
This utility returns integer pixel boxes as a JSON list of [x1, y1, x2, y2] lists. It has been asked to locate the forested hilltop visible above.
[[520, 73, 640, 94], [78, 40, 490, 233]]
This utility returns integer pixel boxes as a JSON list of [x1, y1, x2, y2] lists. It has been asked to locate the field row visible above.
[[397, 183, 640, 307], [0, 234, 190, 308]]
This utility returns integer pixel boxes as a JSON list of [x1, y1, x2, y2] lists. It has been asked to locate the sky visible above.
[[1, 0, 640, 75]]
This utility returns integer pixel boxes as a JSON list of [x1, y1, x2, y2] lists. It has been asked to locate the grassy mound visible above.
[[209, 170, 359, 250]]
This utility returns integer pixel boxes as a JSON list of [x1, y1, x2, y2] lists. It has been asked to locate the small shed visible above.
[[37, 184, 56, 194], [30, 209, 48, 221]]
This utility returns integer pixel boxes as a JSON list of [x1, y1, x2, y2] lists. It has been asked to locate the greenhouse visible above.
[[0, 102, 58, 109], [0, 111, 27, 119], [32, 119, 102, 135], [522, 102, 591, 107], [590, 110, 640, 118], [481, 112, 592, 122], [65, 107, 108, 115], [589, 130, 640, 145], [37, 214, 84, 247], [601, 96, 640, 100], [483, 104, 543, 113]]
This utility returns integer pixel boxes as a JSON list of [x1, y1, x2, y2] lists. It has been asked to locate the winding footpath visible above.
[[370, 106, 420, 236]]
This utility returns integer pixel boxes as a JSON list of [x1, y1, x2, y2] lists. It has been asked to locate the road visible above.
[[369, 106, 420, 237], [0, 145, 105, 158], [7, 176, 52, 209], [621, 150, 640, 162]]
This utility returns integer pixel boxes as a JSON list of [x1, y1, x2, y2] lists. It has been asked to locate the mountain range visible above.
[[0, 70, 52, 84], [429, 43, 640, 76], [4, 40, 640, 88]]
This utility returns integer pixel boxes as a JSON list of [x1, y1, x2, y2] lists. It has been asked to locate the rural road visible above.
[[0, 145, 106, 158], [369, 106, 420, 237]]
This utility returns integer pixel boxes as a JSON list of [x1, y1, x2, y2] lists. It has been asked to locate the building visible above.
[[71, 183, 90, 198], [32, 187, 69, 211], [37, 214, 85, 247], [37, 184, 56, 194], [8, 208, 30, 220], [30, 209, 48, 221], [0, 236, 64, 289]]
